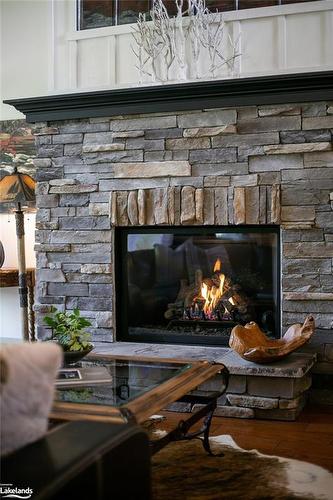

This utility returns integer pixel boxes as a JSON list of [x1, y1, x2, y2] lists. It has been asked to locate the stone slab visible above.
[[92, 342, 316, 378], [219, 350, 316, 378]]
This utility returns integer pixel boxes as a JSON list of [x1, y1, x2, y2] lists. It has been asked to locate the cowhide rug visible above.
[[151, 435, 333, 500]]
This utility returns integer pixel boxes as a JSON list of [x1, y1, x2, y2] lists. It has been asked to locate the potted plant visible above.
[[44, 307, 93, 364]]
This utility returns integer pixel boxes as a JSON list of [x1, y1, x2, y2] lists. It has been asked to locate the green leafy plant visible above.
[[44, 307, 93, 352]]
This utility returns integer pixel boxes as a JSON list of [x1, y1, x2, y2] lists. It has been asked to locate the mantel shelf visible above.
[[4, 71, 333, 123]]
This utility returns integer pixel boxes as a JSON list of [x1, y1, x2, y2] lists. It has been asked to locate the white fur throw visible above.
[[0, 342, 63, 456]]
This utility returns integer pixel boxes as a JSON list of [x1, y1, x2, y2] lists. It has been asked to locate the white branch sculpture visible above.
[[131, 0, 241, 83]]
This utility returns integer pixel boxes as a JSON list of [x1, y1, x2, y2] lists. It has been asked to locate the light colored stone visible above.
[[167, 187, 175, 225], [213, 406, 254, 418], [264, 142, 332, 154], [281, 206, 315, 222], [238, 116, 301, 134], [231, 174, 258, 187], [283, 242, 333, 258], [284, 292, 333, 301], [138, 189, 146, 225], [258, 105, 301, 117], [117, 191, 129, 226], [203, 188, 215, 225], [327, 106, 333, 115], [214, 188, 228, 225], [145, 190, 155, 225], [183, 125, 237, 137], [181, 186, 196, 224], [110, 192, 117, 225], [204, 176, 230, 187], [245, 186, 259, 224], [303, 115, 333, 129], [111, 130, 144, 138], [227, 394, 279, 409], [259, 186, 267, 224], [113, 161, 191, 178], [195, 188, 204, 224], [303, 151, 333, 167], [249, 154, 303, 172], [49, 184, 97, 194], [110, 116, 176, 131], [127, 191, 139, 225], [81, 264, 112, 274], [166, 137, 210, 150], [154, 188, 169, 224], [95, 312, 113, 328], [233, 187, 245, 224], [178, 109, 237, 128], [100, 178, 169, 191], [212, 132, 279, 148], [49, 179, 77, 186], [89, 203, 109, 216], [82, 143, 125, 153]]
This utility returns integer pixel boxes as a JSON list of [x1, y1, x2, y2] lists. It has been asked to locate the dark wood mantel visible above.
[[4, 71, 333, 123]]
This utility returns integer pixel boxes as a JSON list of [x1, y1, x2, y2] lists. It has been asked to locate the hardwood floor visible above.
[[161, 404, 333, 473]]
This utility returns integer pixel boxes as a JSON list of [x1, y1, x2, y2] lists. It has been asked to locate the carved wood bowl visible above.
[[229, 315, 315, 364]]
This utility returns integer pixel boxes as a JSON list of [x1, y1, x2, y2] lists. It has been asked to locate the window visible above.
[[77, 0, 321, 30]]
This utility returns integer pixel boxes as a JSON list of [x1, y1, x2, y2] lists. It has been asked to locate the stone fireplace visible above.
[[26, 97, 333, 345], [8, 72, 333, 341], [6, 73, 333, 419]]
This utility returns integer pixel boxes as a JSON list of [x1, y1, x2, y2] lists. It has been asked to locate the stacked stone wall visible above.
[[32, 102, 333, 341]]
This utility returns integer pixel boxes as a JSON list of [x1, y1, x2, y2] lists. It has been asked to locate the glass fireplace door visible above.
[[115, 226, 280, 346]]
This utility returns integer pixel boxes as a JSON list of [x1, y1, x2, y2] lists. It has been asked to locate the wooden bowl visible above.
[[229, 315, 315, 363]]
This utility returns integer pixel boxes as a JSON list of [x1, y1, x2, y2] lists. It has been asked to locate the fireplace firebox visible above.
[[115, 226, 280, 346]]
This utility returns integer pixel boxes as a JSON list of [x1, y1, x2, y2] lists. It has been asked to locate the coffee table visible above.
[[51, 354, 228, 454]]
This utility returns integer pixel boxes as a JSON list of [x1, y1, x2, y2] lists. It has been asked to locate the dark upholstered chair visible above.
[[1, 420, 152, 500]]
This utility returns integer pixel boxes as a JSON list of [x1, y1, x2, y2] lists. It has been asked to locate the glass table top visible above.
[[55, 358, 192, 408]]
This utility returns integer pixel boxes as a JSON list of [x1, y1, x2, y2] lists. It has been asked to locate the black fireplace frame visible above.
[[114, 225, 281, 346]]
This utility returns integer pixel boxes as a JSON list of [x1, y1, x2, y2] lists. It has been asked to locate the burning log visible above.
[[165, 257, 252, 325]]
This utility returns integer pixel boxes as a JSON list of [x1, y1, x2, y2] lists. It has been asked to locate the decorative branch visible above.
[[131, 0, 241, 83]]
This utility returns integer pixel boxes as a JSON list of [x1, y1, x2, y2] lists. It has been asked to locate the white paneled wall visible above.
[[55, 0, 333, 93], [1, 1, 333, 119]]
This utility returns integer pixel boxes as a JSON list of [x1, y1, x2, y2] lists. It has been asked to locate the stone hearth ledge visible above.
[[91, 342, 316, 377], [91, 343, 316, 420]]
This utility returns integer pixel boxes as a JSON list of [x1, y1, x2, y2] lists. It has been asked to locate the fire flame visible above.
[[199, 258, 234, 319]]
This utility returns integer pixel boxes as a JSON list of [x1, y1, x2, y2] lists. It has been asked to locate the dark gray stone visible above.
[[37, 145, 64, 158], [37, 194, 59, 208], [247, 375, 311, 398], [59, 194, 89, 206], [58, 216, 110, 230], [280, 130, 331, 143], [76, 297, 112, 311], [189, 148, 237, 163], [282, 258, 331, 274], [238, 116, 301, 133], [178, 109, 237, 128], [126, 138, 164, 150], [48, 283, 89, 296], [89, 284, 113, 296], [83, 150, 143, 164], [145, 128, 183, 139], [192, 163, 247, 176], [60, 122, 109, 133], [110, 116, 176, 131], [53, 133, 83, 144], [50, 230, 111, 244]]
